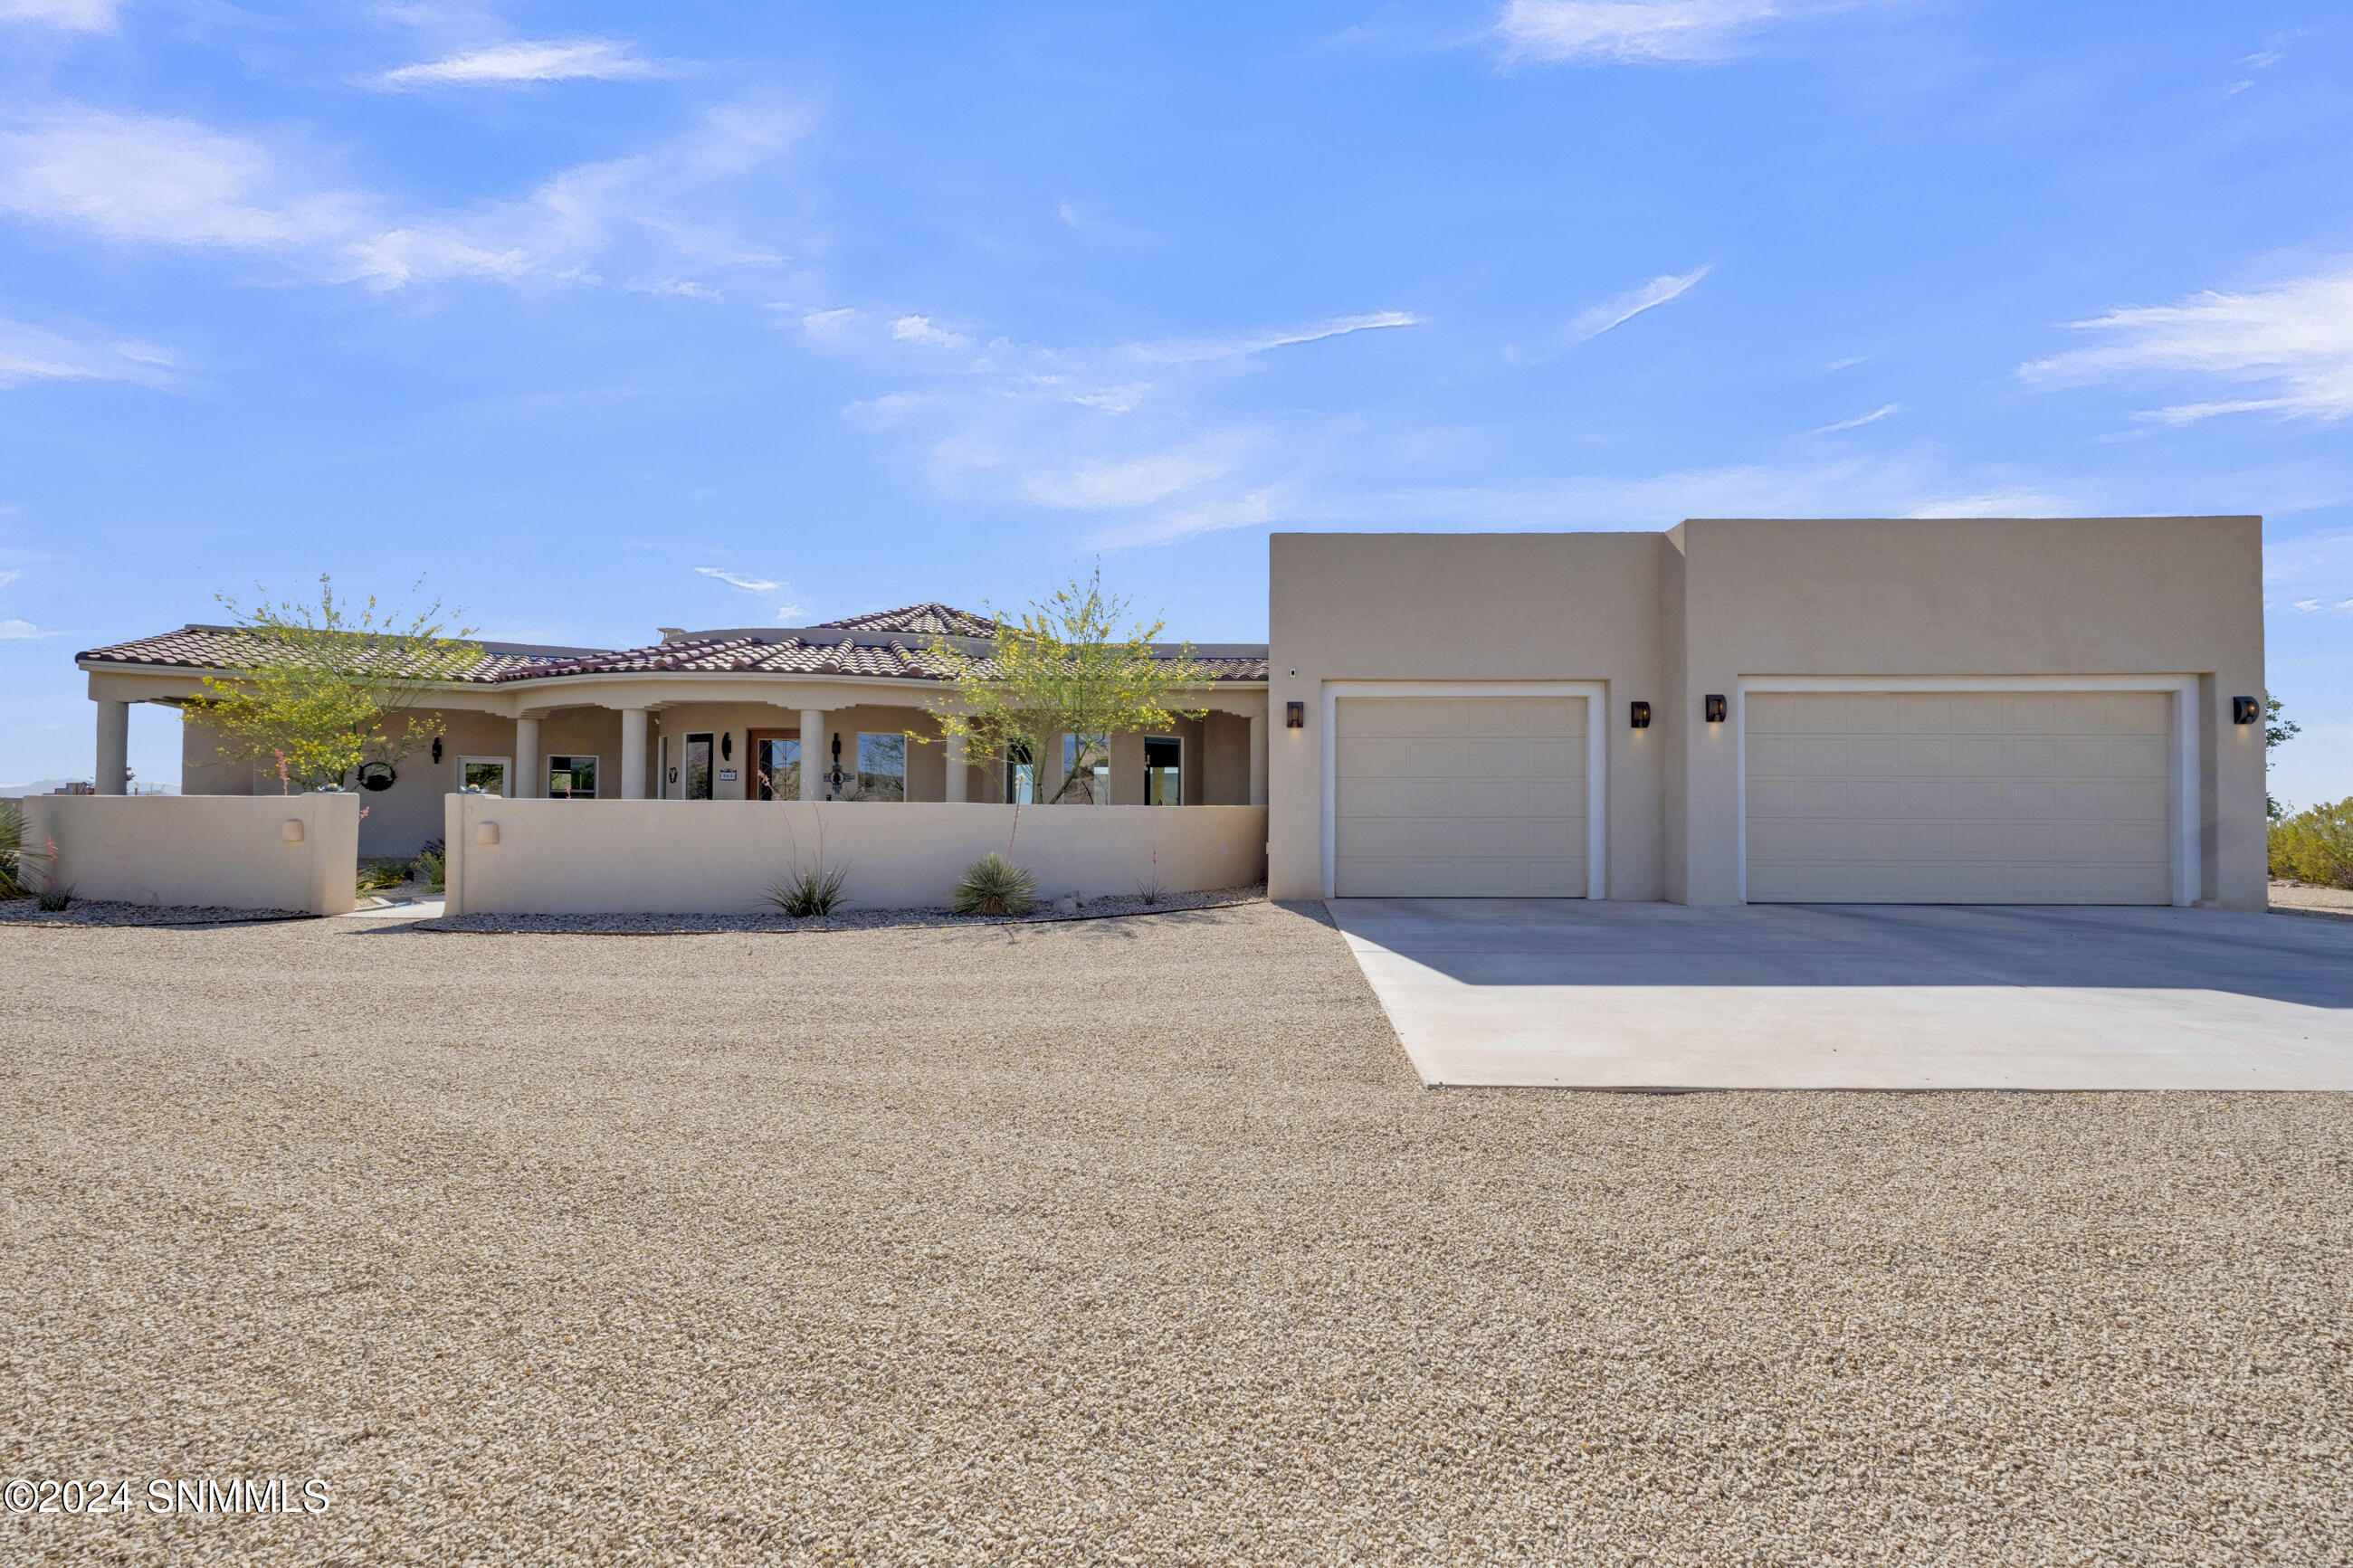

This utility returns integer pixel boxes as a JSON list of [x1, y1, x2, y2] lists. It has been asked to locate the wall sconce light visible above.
[[829, 732, 844, 792], [720, 731, 733, 760], [1629, 701, 1651, 730], [1704, 694, 1728, 724], [1286, 701, 1305, 728], [2232, 696, 2260, 725], [431, 736, 443, 764]]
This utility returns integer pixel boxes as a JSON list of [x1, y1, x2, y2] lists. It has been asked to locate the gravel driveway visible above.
[[2, 902, 2346, 1564]]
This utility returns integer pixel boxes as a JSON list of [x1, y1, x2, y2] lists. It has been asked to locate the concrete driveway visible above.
[[1329, 899, 2353, 1090]]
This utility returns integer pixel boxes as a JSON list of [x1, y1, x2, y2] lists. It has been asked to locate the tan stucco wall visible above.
[[442, 798, 1268, 915], [1268, 518, 2266, 909], [20, 793, 359, 915], [1268, 531, 1668, 901]]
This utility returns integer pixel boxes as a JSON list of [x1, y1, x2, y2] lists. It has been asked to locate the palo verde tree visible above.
[[926, 568, 1211, 804], [188, 576, 481, 793]]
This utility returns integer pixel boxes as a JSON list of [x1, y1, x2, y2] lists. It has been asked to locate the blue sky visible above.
[[1, 0, 2348, 802]]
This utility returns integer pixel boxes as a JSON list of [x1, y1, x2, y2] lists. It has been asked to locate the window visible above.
[[851, 732, 906, 801], [753, 735, 800, 801], [460, 757, 510, 795], [684, 733, 714, 801], [1063, 733, 1111, 804], [1005, 739, 1034, 805], [547, 755, 598, 799], [1144, 736, 1181, 805]]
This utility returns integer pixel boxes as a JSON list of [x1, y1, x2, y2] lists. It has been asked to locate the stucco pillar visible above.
[[620, 708, 649, 800], [95, 699, 129, 794], [1247, 712, 1267, 807], [514, 716, 541, 799], [799, 709, 825, 800], [944, 732, 968, 803]]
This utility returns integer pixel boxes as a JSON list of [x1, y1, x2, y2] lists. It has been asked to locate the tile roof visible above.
[[82, 620, 1269, 687], [813, 602, 999, 637], [76, 625, 579, 683], [498, 633, 1267, 684]]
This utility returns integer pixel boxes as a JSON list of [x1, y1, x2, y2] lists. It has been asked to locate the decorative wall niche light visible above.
[[431, 736, 443, 765], [1629, 701, 1652, 730], [1286, 701, 1305, 728], [2233, 696, 2261, 725], [1704, 694, 1728, 724]]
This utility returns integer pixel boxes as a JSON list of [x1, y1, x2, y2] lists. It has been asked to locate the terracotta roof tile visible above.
[[77, 625, 568, 683], [814, 602, 998, 637]]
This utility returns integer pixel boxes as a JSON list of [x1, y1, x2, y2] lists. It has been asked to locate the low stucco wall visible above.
[[17, 794, 359, 915], [441, 798, 1269, 916]]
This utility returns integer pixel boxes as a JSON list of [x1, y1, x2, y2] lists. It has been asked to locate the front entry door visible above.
[[749, 730, 801, 801], [684, 733, 714, 801]]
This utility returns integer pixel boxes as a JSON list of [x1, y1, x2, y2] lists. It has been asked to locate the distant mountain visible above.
[[0, 780, 81, 798]]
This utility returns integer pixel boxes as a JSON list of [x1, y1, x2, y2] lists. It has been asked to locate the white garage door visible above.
[[1334, 697, 1588, 896], [1746, 691, 2174, 904]]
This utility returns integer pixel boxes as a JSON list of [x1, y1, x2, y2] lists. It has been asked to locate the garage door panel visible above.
[[1335, 695, 1590, 898], [1747, 689, 2173, 905]]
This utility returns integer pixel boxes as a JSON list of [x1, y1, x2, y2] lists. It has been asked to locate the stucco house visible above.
[[71, 516, 2270, 911], [74, 602, 1272, 857]]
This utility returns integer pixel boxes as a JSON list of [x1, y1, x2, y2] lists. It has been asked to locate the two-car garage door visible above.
[[1745, 690, 2175, 904], [1334, 697, 1589, 896]]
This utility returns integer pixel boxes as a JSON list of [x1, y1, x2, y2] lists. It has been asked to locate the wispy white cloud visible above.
[[0, 568, 23, 587], [891, 315, 970, 350], [1805, 402, 1900, 434], [0, 619, 42, 639], [1903, 490, 2070, 518], [376, 38, 663, 90], [0, 98, 810, 290], [1567, 266, 1710, 342], [1496, 1, 1867, 65], [0, 316, 177, 387], [1057, 200, 1156, 246], [2020, 264, 2353, 423], [1022, 441, 1246, 510], [695, 566, 780, 593], [0, 0, 116, 32], [1131, 310, 1423, 365]]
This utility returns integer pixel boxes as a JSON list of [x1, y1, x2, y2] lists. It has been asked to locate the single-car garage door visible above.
[[1334, 697, 1587, 896], [1746, 691, 2173, 903]]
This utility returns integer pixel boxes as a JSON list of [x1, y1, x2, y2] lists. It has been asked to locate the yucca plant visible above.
[[767, 860, 852, 917], [953, 851, 1036, 917], [0, 801, 24, 899]]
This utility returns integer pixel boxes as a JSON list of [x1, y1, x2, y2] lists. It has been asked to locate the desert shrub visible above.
[[2269, 797, 2353, 889], [767, 860, 851, 917], [953, 852, 1036, 917], [0, 801, 22, 898], [414, 847, 446, 892], [357, 859, 411, 894]]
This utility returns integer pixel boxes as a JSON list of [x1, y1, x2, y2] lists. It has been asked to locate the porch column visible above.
[[95, 699, 129, 794], [799, 709, 826, 800], [620, 708, 649, 800], [944, 732, 968, 803], [514, 716, 541, 799], [1247, 712, 1268, 807]]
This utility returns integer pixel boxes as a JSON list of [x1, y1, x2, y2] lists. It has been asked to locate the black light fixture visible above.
[[2232, 696, 2261, 725], [1285, 701, 1305, 728], [430, 736, 443, 764], [829, 732, 844, 791], [1704, 693, 1728, 724], [720, 731, 733, 760], [1629, 700, 1652, 730]]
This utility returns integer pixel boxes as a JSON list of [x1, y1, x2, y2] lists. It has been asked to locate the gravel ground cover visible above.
[[0, 896, 310, 927], [416, 883, 1265, 936], [2270, 880, 2353, 921], [1, 902, 2347, 1565]]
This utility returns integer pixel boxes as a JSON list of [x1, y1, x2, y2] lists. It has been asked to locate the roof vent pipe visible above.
[[658, 628, 686, 643]]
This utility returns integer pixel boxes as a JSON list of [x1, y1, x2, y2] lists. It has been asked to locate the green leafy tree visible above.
[[187, 576, 481, 793], [2269, 798, 2353, 889], [2265, 691, 2300, 822], [926, 568, 1210, 804]]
